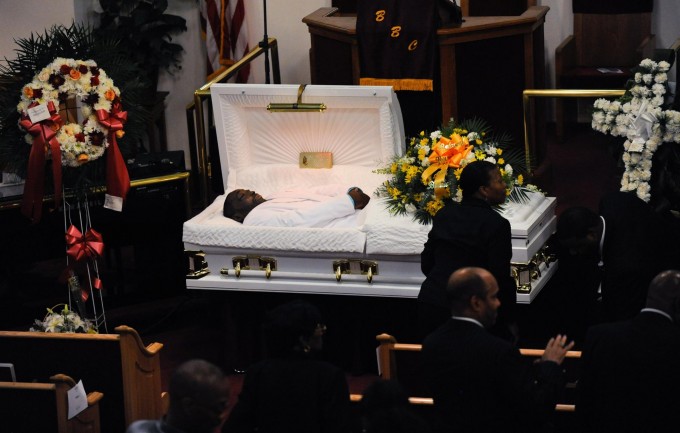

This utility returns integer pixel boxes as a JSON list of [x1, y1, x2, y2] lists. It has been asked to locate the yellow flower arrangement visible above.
[[375, 118, 540, 224]]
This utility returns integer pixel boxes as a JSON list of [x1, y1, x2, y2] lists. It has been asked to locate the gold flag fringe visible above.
[[360, 78, 433, 91]]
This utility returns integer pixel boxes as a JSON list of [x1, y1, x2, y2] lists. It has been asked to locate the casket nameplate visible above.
[[299, 152, 333, 168], [333, 259, 378, 283]]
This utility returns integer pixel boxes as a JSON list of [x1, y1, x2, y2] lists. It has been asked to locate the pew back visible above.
[[376, 333, 581, 412], [0, 325, 162, 433], [0, 373, 103, 433]]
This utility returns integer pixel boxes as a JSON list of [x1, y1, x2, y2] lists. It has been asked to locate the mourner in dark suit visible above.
[[556, 191, 680, 322], [224, 300, 351, 433], [127, 359, 231, 433], [418, 160, 517, 339], [422, 267, 574, 433], [577, 270, 680, 433]]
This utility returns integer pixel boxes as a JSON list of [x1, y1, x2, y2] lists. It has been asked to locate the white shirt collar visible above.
[[451, 315, 484, 328], [640, 308, 673, 322]]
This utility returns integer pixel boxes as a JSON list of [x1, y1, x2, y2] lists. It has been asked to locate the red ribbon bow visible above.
[[19, 101, 64, 222], [96, 103, 128, 131], [65, 225, 104, 262], [97, 102, 130, 202]]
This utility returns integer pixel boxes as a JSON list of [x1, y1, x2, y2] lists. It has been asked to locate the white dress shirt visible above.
[[243, 184, 361, 228]]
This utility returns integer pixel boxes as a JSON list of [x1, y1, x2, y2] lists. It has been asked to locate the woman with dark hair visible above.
[[418, 160, 517, 340], [223, 300, 351, 433]]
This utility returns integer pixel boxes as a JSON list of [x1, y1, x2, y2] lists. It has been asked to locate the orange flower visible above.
[[104, 89, 116, 101], [421, 136, 473, 193], [69, 69, 81, 80], [23, 86, 34, 98], [115, 130, 125, 139], [77, 153, 89, 163], [427, 136, 472, 169]]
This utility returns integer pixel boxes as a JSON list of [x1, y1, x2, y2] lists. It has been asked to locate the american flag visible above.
[[200, 0, 250, 82]]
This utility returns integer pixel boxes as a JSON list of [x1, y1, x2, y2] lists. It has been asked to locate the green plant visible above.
[[94, 0, 188, 87]]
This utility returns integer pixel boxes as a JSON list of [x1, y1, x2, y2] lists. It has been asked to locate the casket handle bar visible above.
[[267, 84, 327, 113], [332, 260, 378, 283], [221, 256, 277, 279], [185, 250, 210, 279], [511, 246, 557, 293]]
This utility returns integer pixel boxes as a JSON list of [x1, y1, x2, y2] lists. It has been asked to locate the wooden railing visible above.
[[186, 38, 281, 209]]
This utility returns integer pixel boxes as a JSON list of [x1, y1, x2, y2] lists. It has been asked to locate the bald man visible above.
[[422, 267, 574, 433], [577, 270, 680, 433]]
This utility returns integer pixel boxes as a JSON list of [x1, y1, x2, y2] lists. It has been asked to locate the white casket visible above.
[[183, 84, 557, 303]]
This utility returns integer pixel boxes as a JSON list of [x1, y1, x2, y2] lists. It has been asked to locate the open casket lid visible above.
[[210, 84, 405, 194]]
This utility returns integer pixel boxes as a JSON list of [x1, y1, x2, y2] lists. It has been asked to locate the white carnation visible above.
[[637, 183, 651, 201], [654, 73, 667, 84]]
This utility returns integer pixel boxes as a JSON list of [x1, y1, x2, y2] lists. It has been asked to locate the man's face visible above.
[[477, 274, 501, 328], [226, 189, 265, 222]]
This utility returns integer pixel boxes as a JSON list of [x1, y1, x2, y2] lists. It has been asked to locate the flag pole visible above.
[[259, 0, 271, 84]]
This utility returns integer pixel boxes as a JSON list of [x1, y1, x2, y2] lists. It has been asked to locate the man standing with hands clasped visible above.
[[422, 267, 574, 433]]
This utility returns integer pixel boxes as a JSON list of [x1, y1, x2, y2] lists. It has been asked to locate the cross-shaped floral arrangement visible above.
[[591, 59, 680, 202]]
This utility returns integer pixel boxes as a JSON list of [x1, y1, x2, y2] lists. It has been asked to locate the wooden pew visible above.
[[0, 373, 103, 433], [376, 333, 581, 412], [0, 325, 163, 433], [349, 393, 436, 433]]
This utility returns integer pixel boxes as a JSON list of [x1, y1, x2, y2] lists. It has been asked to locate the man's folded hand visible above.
[[348, 187, 371, 210]]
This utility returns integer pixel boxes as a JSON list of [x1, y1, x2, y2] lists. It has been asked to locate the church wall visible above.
[[0, 0, 677, 171]]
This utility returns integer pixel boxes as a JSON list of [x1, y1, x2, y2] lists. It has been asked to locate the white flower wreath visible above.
[[592, 58, 680, 202], [17, 57, 123, 167]]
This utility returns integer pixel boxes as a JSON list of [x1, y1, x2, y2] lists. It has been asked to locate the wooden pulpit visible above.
[[303, 6, 549, 156]]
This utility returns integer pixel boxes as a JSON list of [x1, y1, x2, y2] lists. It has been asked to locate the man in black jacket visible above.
[[556, 191, 680, 322], [422, 267, 574, 433], [418, 161, 516, 340], [577, 269, 680, 433]]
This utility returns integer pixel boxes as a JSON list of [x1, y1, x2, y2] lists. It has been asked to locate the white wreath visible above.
[[17, 57, 123, 167]]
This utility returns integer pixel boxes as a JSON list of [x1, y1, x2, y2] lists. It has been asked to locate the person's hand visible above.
[[348, 187, 371, 210], [541, 334, 575, 365]]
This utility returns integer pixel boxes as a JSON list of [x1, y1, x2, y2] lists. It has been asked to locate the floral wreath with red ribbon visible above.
[[17, 57, 130, 222]]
